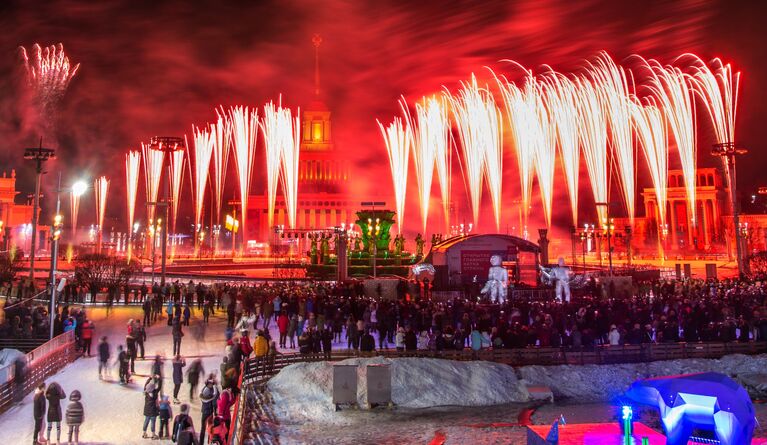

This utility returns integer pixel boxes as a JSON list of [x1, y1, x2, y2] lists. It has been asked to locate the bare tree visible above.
[[74, 254, 140, 301], [0, 248, 23, 287]]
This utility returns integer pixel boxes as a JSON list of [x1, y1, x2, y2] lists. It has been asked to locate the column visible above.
[[669, 200, 678, 247], [702, 199, 710, 248]]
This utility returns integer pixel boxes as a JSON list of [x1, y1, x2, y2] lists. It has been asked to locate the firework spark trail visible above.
[[142, 143, 165, 223], [427, 97, 453, 231], [94, 176, 109, 252], [541, 72, 581, 226], [640, 57, 697, 226], [377, 117, 411, 233], [590, 52, 636, 223], [125, 150, 141, 260], [190, 126, 214, 237], [532, 80, 557, 228], [169, 148, 185, 237], [212, 110, 231, 226], [279, 108, 301, 229], [448, 75, 502, 229], [631, 98, 668, 237], [402, 97, 439, 232], [576, 77, 609, 224], [496, 74, 537, 228], [18, 43, 80, 111], [228, 106, 258, 247], [260, 101, 286, 230]]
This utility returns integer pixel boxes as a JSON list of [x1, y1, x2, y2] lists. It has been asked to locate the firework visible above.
[[189, 126, 214, 239], [496, 73, 537, 227], [640, 57, 697, 227], [169, 148, 185, 236], [402, 97, 437, 232], [576, 77, 609, 224], [377, 117, 411, 233], [541, 72, 581, 226], [94, 176, 109, 253], [228, 106, 258, 248], [279, 108, 301, 229], [18, 43, 79, 129], [448, 75, 502, 229], [531, 80, 557, 228], [142, 143, 165, 223], [631, 98, 668, 249], [589, 53, 636, 223], [212, 111, 231, 226], [125, 150, 141, 260], [260, 101, 286, 230], [428, 97, 453, 231]]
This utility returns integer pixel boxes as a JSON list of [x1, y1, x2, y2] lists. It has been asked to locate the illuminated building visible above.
[[0, 169, 48, 252]]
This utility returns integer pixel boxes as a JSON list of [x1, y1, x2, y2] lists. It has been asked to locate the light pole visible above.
[[366, 217, 381, 278], [49, 173, 64, 339], [712, 142, 748, 277], [23, 140, 56, 280]]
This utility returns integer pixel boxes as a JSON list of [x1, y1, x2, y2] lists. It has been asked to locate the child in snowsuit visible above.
[[65, 390, 84, 444]]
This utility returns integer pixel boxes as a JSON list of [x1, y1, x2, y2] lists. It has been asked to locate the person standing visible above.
[[199, 380, 219, 445], [216, 387, 234, 431], [158, 395, 173, 439], [142, 298, 152, 326], [152, 355, 165, 396], [126, 332, 137, 374], [253, 330, 268, 374], [186, 359, 204, 401], [172, 321, 184, 356], [65, 390, 84, 444], [117, 345, 131, 384], [135, 321, 147, 359], [183, 303, 191, 327], [277, 312, 289, 349], [172, 403, 198, 445], [33, 382, 46, 445], [97, 337, 110, 380], [45, 382, 66, 444], [142, 381, 159, 439], [172, 355, 186, 404], [80, 319, 94, 357]]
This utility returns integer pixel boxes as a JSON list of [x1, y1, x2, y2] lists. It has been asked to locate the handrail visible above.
[[1, 289, 49, 310], [228, 362, 246, 445]]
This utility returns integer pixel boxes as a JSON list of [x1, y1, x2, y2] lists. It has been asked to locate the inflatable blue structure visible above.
[[624, 372, 755, 445]]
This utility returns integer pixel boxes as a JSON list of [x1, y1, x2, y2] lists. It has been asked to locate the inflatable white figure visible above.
[[480, 255, 508, 303], [540, 257, 573, 303]]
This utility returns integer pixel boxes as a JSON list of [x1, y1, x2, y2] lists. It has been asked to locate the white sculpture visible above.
[[480, 255, 508, 303], [540, 257, 573, 303]]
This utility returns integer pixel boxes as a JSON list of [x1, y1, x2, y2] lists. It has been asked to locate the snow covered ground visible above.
[[0, 305, 229, 444]]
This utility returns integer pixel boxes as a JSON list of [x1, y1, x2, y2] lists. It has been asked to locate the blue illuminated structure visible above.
[[624, 372, 755, 445]]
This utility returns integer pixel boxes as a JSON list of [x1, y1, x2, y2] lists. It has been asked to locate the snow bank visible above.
[[517, 353, 767, 401], [268, 357, 529, 424]]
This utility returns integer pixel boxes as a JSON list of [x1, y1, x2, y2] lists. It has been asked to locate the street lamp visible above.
[[367, 217, 381, 278], [712, 142, 748, 276], [23, 140, 56, 279]]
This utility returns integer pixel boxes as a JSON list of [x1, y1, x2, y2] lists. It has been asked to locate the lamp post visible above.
[[49, 173, 64, 340], [712, 142, 748, 276], [367, 217, 381, 278], [23, 140, 56, 280]]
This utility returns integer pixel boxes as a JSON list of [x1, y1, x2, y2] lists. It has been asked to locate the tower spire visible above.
[[312, 33, 322, 98]]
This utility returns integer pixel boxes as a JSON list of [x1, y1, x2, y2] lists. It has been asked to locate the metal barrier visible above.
[[0, 330, 77, 413], [228, 363, 245, 445]]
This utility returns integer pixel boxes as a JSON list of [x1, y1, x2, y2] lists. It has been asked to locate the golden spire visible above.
[[312, 33, 322, 98]]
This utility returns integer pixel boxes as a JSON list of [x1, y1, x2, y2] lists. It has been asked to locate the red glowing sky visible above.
[[0, 0, 764, 235]]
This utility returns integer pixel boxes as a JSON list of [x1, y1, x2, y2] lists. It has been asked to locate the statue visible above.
[[539, 257, 574, 303], [480, 254, 508, 303], [353, 235, 362, 252], [393, 234, 405, 256], [309, 234, 318, 265], [415, 233, 425, 257], [320, 234, 330, 264]]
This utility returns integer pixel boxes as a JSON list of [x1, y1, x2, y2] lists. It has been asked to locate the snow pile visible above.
[[268, 357, 529, 424], [518, 353, 767, 401]]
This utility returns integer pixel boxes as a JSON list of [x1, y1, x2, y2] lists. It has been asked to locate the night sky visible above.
[[0, 0, 765, 235]]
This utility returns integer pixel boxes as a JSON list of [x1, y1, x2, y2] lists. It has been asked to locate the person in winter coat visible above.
[[97, 336, 110, 380], [152, 355, 165, 396], [45, 381, 66, 444], [395, 327, 405, 351], [199, 380, 219, 445], [183, 304, 191, 326], [158, 395, 173, 439], [142, 381, 159, 439], [217, 387, 234, 430], [287, 314, 298, 348], [608, 324, 621, 346], [172, 403, 199, 445], [80, 319, 94, 356], [117, 345, 131, 384], [470, 329, 491, 353], [404, 327, 418, 351], [172, 355, 186, 403], [33, 382, 46, 445], [206, 415, 228, 445], [135, 321, 147, 359], [277, 313, 289, 348], [186, 359, 204, 401], [239, 330, 254, 358], [360, 330, 376, 352], [126, 333, 137, 373], [65, 389, 84, 444], [417, 331, 430, 350], [166, 300, 174, 326], [172, 321, 184, 356]]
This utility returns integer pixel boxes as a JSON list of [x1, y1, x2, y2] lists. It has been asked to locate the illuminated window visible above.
[[312, 121, 323, 142]]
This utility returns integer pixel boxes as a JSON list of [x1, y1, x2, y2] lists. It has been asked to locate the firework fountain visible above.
[[541, 72, 581, 226], [631, 98, 668, 257], [402, 97, 437, 233], [189, 126, 214, 250], [590, 53, 636, 223], [125, 150, 141, 261], [531, 80, 557, 228], [576, 77, 610, 224], [212, 111, 231, 231], [94, 176, 109, 253], [260, 101, 286, 230], [142, 143, 165, 224], [18, 43, 79, 135], [377, 116, 411, 233], [279, 107, 301, 229], [169, 148, 185, 239], [228, 106, 258, 253], [429, 97, 453, 232]]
